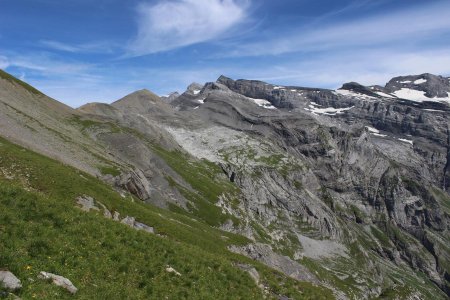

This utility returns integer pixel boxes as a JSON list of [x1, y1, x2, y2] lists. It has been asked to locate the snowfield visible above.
[[305, 103, 354, 116], [393, 88, 450, 104]]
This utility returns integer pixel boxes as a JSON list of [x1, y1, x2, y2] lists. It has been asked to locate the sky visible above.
[[1, 0, 450, 107]]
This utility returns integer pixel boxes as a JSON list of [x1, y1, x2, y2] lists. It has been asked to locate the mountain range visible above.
[[0, 69, 449, 299]]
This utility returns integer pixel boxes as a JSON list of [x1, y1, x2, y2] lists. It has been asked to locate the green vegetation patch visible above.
[[98, 165, 121, 177], [370, 226, 392, 248], [151, 144, 241, 226], [430, 186, 450, 213], [69, 116, 122, 134]]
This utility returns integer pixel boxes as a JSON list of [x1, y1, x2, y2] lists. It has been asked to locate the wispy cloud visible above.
[[226, 1, 450, 57], [5, 53, 92, 74], [232, 48, 450, 88], [0, 56, 9, 69], [40, 40, 117, 54], [127, 0, 249, 56], [40, 40, 80, 53]]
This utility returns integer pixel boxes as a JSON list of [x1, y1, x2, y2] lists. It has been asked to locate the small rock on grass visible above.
[[165, 266, 181, 276], [38, 271, 78, 294]]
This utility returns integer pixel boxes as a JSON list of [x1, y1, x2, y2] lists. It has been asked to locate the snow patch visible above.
[[304, 105, 354, 116], [366, 126, 388, 137], [375, 91, 395, 98], [335, 89, 377, 100], [248, 97, 277, 109], [197, 98, 205, 104], [398, 138, 413, 145], [273, 86, 284, 90], [400, 80, 412, 83], [192, 90, 201, 95], [365, 126, 379, 134], [393, 88, 427, 102], [423, 109, 446, 112], [414, 78, 427, 85], [372, 133, 388, 137], [393, 88, 450, 103]]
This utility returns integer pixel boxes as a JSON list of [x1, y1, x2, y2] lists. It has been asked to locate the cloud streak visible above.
[[250, 48, 450, 88], [40, 40, 117, 54], [40, 40, 80, 53], [128, 0, 248, 56]]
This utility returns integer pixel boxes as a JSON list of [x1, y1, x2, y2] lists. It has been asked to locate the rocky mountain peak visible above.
[[160, 91, 180, 103], [385, 73, 450, 98], [186, 82, 204, 95], [340, 81, 380, 98], [129, 88, 160, 98], [216, 75, 234, 85], [113, 89, 160, 104], [111, 88, 172, 114]]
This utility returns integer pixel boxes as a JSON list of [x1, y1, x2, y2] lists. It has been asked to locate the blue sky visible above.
[[1, 0, 450, 107]]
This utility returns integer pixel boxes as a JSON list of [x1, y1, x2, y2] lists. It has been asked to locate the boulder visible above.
[[0, 271, 22, 291], [76, 195, 99, 212], [121, 216, 154, 233], [120, 216, 136, 227], [134, 221, 155, 234]]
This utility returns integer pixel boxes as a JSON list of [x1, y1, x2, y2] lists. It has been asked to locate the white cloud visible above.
[[128, 0, 248, 55]]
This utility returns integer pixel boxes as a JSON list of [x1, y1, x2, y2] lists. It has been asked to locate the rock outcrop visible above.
[[229, 243, 319, 284]]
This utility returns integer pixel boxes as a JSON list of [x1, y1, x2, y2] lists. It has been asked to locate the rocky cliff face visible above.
[[1, 68, 449, 299], [161, 75, 450, 298]]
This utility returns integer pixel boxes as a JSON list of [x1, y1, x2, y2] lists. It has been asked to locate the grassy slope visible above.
[[0, 136, 333, 299]]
